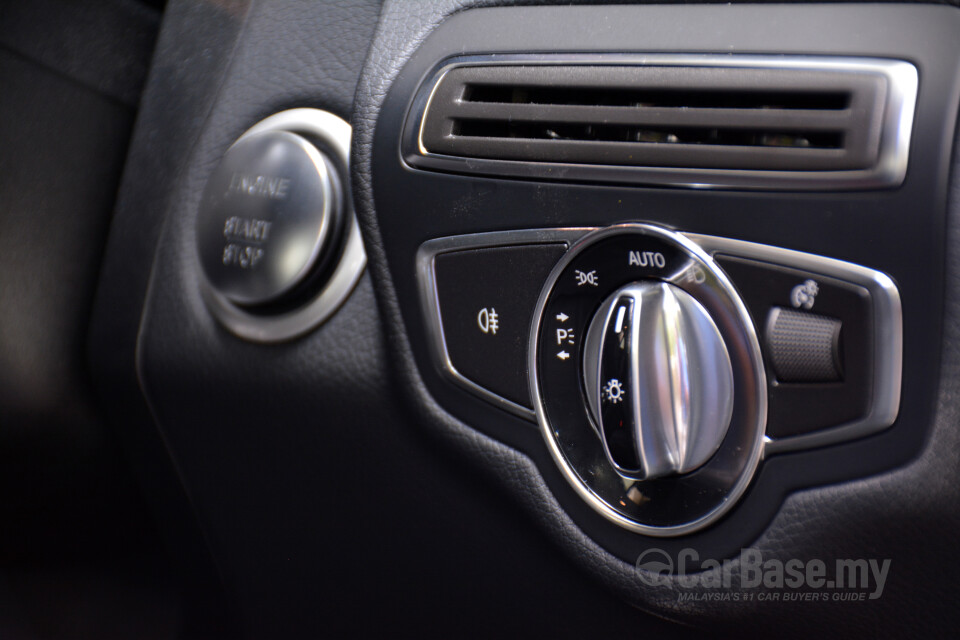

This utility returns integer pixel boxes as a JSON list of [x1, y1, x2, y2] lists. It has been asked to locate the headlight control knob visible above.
[[530, 223, 766, 536], [582, 282, 734, 480]]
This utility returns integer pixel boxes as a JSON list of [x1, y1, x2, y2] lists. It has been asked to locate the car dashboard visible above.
[[2, 0, 960, 637]]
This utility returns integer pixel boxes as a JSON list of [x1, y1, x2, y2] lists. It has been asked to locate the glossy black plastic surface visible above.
[[719, 256, 872, 438], [434, 244, 567, 407]]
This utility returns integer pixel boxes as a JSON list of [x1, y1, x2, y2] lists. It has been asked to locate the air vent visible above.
[[406, 56, 918, 190]]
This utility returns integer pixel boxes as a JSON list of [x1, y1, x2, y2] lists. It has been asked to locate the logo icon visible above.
[[635, 548, 673, 587]]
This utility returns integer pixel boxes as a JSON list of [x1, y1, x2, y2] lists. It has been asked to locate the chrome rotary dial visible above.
[[529, 223, 766, 536], [582, 282, 734, 480]]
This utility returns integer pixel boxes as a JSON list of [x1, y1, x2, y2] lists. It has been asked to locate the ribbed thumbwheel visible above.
[[529, 223, 767, 536]]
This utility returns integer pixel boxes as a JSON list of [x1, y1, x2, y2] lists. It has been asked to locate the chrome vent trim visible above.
[[403, 54, 918, 191]]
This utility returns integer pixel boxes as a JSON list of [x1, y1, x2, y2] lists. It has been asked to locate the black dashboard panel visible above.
[[363, 1, 960, 561], [352, 2, 960, 634], [49, 0, 960, 637]]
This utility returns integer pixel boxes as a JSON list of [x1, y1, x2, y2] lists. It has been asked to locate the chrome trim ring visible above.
[[199, 108, 366, 343], [417, 225, 902, 535], [529, 223, 768, 536]]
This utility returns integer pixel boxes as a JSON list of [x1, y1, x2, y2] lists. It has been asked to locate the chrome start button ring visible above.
[[197, 109, 366, 343]]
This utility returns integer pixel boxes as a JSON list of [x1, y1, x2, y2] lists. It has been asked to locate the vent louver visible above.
[[406, 56, 917, 190]]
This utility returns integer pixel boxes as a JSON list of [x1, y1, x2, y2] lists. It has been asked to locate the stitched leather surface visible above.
[[351, 1, 960, 636]]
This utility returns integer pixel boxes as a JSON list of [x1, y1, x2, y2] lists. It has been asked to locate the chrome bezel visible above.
[[416, 226, 904, 535], [528, 223, 768, 536], [404, 54, 918, 191], [199, 108, 366, 343]]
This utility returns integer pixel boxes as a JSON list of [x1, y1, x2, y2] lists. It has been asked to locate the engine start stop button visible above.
[[196, 130, 342, 306]]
